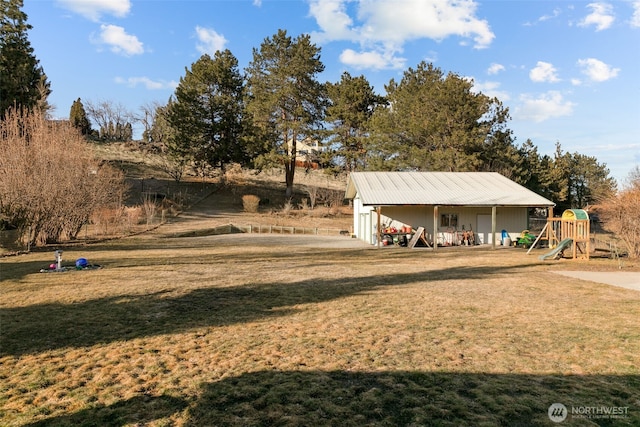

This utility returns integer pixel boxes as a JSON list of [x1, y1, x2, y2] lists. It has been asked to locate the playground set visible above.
[[530, 209, 591, 260]]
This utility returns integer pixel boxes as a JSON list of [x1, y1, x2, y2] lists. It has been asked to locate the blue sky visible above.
[[23, 0, 640, 184]]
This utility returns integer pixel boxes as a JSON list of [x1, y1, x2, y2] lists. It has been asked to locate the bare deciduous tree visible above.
[[85, 99, 135, 141], [597, 167, 640, 259], [0, 108, 127, 246], [304, 185, 319, 209], [139, 100, 162, 144]]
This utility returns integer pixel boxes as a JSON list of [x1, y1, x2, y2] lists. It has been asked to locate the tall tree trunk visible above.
[[285, 132, 297, 198]]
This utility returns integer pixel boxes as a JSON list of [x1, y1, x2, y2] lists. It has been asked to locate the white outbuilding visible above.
[[345, 171, 555, 248]]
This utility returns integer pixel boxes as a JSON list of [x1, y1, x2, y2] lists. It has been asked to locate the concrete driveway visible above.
[[554, 271, 640, 291]]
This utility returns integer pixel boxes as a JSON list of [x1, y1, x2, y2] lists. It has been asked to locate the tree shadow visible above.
[[184, 370, 639, 426], [1, 264, 534, 357], [24, 394, 187, 427]]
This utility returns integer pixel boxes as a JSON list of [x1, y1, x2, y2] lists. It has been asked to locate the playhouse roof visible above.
[[345, 171, 555, 207]]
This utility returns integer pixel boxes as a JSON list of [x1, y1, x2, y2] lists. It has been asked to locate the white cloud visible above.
[[487, 63, 505, 75], [579, 2, 615, 31], [253, 0, 262, 6], [529, 61, 560, 83], [539, 8, 562, 22], [339, 49, 404, 70], [56, 0, 131, 21], [114, 76, 178, 90], [525, 7, 562, 26], [309, 0, 356, 42], [515, 91, 575, 122], [95, 24, 143, 56], [195, 26, 227, 55], [309, 0, 495, 70], [577, 58, 620, 82], [630, 1, 640, 27]]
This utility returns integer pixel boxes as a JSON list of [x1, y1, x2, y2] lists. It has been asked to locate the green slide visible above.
[[538, 238, 573, 260]]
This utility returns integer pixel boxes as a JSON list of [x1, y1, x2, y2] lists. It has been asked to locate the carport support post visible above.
[[376, 206, 381, 249], [433, 205, 438, 251], [491, 206, 497, 250]]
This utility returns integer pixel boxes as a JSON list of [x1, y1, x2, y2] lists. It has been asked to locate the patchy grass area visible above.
[[2, 234, 639, 426]]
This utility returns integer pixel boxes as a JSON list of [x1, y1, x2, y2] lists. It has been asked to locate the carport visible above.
[[345, 171, 556, 249]]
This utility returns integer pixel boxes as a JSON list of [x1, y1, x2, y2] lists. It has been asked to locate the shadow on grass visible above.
[[24, 394, 187, 427], [23, 370, 639, 426], [183, 370, 639, 426], [1, 264, 534, 357]]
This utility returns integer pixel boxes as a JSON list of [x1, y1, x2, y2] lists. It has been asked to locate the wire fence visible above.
[[222, 224, 348, 236]]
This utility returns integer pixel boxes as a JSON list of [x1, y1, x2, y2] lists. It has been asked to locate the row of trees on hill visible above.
[[148, 30, 328, 198], [138, 30, 614, 211], [70, 98, 135, 141]]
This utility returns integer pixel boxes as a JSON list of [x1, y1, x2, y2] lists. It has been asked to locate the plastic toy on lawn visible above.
[[39, 251, 101, 272], [41, 250, 67, 272], [516, 230, 536, 248]]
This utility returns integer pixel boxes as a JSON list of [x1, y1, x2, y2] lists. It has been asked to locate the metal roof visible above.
[[345, 172, 555, 207]]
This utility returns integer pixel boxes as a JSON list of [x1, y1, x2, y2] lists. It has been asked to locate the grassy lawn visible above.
[[1, 234, 639, 426]]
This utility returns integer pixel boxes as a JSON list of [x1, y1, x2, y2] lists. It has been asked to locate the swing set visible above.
[[528, 209, 591, 260]]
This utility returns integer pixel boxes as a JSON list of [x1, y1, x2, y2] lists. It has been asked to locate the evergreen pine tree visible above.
[[245, 29, 327, 197], [0, 0, 50, 116], [168, 50, 250, 175], [369, 62, 511, 172], [325, 72, 386, 171], [69, 98, 92, 135]]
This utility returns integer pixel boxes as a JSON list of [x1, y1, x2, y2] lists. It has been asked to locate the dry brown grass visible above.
[[2, 142, 639, 425], [1, 235, 639, 426]]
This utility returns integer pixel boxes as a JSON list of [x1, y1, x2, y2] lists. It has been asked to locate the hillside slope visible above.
[[95, 142, 354, 237]]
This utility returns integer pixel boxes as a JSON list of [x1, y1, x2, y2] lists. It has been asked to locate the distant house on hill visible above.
[[291, 137, 323, 169], [294, 137, 322, 159]]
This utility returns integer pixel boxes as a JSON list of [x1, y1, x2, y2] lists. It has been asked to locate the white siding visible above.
[[352, 195, 376, 244]]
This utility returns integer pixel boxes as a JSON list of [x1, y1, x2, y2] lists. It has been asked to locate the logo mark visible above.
[[549, 403, 568, 423]]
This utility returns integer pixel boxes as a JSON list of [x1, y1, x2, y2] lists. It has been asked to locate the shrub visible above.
[[142, 195, 159, 225], [281, 199, 293, 216], [90, 207, 125, 236], [242, 194, 260, 213], [304, 186, 344, 209], [597, 169, 640, 259], [225, 163, 245, 186], [124, 206, 143, 229], [0, 109, 127, 246], [304, 185, 319, 209]]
